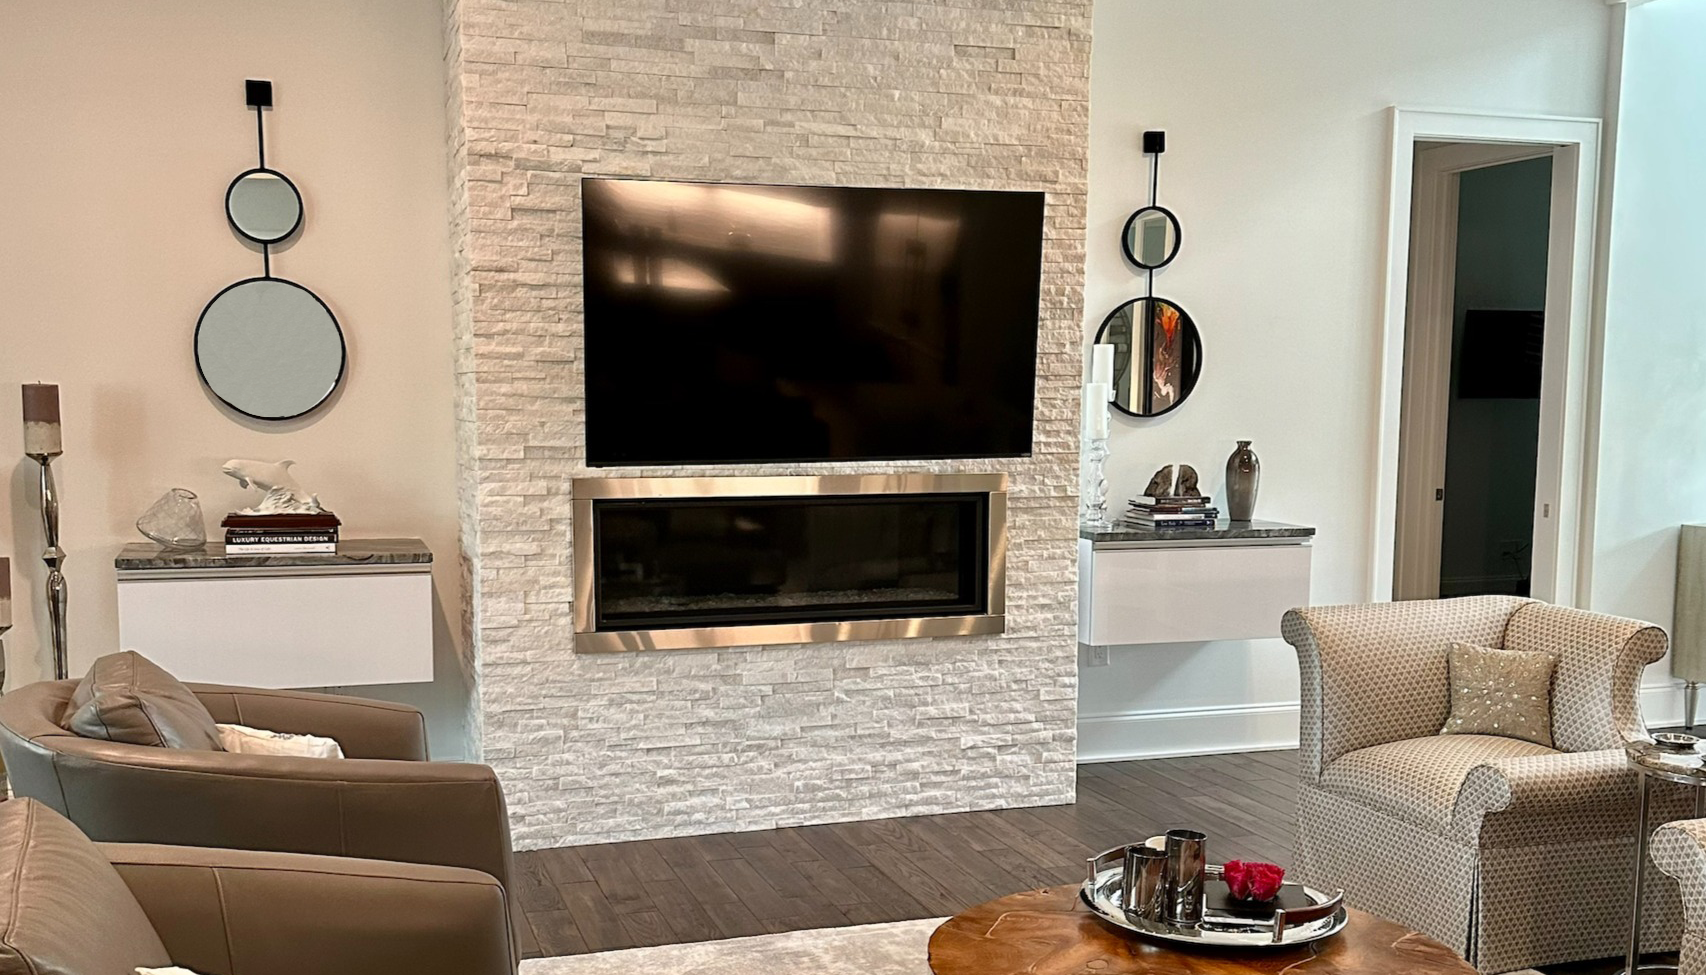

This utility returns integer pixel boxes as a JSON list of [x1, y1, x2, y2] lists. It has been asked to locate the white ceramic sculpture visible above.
[[221, 459, 323, 515]]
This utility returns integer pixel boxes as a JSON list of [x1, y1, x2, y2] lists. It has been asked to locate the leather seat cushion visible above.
[[1319, 733, 1558, 832], [61, 650, 224, 750], [0, 799, 172, 974]]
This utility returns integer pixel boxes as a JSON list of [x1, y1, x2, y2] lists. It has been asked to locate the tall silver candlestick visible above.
[[0, 555, 12, 692], [22, 384, 68, 681], [1080, 381, 1113, 530]]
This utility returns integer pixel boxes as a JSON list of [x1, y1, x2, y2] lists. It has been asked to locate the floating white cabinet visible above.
[[1078, 529, 1313, 646], [115, 539, 433, 688]]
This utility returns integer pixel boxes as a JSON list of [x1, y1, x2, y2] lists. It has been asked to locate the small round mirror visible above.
[[196, 278, 345, 419], [1121, 205, 1181, 270], [225, 168, 303, 244], [1095, 296, 1202, 417]]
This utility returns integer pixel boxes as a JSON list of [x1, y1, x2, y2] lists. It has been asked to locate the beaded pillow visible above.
[[1440, 642, 1558, 748]]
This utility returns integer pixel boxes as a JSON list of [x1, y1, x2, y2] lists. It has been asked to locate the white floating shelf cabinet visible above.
[[1078, 523, 1314, 646], [114, 538, 433, 688]]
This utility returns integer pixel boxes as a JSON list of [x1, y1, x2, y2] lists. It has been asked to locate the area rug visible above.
[[519, 918, 944, 974], [516, 916, 1548, 975]]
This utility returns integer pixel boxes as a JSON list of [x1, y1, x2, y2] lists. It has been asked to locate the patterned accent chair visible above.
[[1653, 820, 1706, 975], [1283, 596, 1688, 974]]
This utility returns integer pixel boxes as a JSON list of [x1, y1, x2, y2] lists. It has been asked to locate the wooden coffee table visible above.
[[928, 886, 1475, 975]]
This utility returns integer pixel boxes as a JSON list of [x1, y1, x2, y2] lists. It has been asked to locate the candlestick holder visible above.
[[0, 623, 9, 693], [28, 453, 68, 681], [1081, 433, 1112, 530]]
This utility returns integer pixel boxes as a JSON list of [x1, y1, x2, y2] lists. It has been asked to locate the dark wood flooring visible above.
[[512, 750, 1299, 959]]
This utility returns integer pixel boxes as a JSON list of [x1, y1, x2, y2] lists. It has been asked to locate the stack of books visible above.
[[222, 511, 341, 554], [1126, 495, 1220, 529]]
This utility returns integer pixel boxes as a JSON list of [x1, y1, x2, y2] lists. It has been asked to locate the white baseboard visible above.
[[1077, 683, 1695, 765], [1077, 702, 1301, 763]]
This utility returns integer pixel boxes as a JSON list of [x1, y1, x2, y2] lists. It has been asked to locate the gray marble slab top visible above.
[[1080, 519, 1316, 544], [116, 537, 432, 570]]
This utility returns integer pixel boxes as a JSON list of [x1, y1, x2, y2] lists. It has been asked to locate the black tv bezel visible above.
[[579, 176, 1046, 469]]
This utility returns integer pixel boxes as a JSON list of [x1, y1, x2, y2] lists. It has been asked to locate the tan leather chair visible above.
[[0, 679, 523, 956], [0, 797, 515, 975]]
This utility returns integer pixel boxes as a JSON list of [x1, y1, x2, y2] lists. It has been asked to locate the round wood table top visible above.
[[927, 886, 1475, 975]]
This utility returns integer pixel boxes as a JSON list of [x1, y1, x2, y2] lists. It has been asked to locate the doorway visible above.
[[1373, 109, 1604, 608], [1394, 145, 1556, 600]]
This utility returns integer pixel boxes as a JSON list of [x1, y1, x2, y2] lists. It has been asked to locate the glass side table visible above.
[[1623, 739, 1706, 975]]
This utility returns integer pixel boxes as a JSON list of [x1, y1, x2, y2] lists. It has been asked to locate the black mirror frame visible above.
[[195, 276, 347, 421], [1119, 204, 1182, 270], [224, 166, 304, 245], [1094, 296, 1204, 419]]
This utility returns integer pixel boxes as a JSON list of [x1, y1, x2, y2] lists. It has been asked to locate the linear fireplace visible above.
[[572, 474, 1007, 652]]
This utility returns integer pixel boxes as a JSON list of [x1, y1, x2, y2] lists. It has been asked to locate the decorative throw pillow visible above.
[[1440, 642, 1558, 747], [216, 723, 344, 759], [61, 651, 224, 751]]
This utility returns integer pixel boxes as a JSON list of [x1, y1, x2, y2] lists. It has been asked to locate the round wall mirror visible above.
[[196, 277, 345, 419], [1120, 205, 1181, 270], [1094, 296, 1203, 417], [226, 168, 303, 244]]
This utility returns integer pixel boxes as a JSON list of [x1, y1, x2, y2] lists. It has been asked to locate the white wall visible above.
[[1591, 0, 1706, 721], [1080, 0, 1612, 760], [0, 2, 469, 755]]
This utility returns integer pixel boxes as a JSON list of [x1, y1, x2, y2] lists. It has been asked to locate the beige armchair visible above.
[[1653, 819, 1706, 975], [0, 679, 521, 954], [0, 798, 515, 975], [1283, 596, 1688, 973]]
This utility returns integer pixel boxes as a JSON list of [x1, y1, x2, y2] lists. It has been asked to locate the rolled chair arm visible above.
[[189, 684, 428, 761], [105, 843, 516, 975], [1652, 819, 1706, 932], [1451, 748, 1690, 846]]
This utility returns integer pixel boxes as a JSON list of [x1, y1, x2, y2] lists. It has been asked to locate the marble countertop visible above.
[[116, 537, 432, 570], [1081, 519, 1316, 544]]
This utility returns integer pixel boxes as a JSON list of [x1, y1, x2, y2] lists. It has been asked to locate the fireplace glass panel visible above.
[[592, 493, 988, 631]]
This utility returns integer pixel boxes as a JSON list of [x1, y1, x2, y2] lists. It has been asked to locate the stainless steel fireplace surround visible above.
[[572, 474, 1007, 653]]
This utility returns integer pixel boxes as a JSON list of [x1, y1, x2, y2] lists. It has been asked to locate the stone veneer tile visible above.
[[443, 0, 1090, 849]]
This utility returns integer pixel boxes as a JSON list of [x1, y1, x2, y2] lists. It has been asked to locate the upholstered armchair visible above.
[[1283, 596, 1688, 974], [1653, 819, 1706, 975], [0, 798, 516, 975], [0, 679, 521, 951]]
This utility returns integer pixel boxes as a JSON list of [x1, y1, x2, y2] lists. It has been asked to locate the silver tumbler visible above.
[[1122, 844, 1168, 920], [1162, 828, 1208, 925]]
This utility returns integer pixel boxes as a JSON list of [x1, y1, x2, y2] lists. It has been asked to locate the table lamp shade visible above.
[[1675, 525, 1706, 683]]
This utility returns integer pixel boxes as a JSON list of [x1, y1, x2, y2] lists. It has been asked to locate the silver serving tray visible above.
[[1082, 848, 1347, 948]]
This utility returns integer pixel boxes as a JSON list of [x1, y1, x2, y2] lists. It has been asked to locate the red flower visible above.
[[1223, 860, 1286, 901]]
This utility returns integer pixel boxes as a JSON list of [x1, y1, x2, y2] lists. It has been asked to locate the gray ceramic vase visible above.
[[1225, 440, 1260, 521]]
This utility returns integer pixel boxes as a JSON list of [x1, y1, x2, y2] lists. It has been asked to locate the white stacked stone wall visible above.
[[442, 0, 1092, 848]]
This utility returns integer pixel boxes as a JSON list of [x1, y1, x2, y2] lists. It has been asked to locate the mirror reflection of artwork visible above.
[[1095, 296, 1202, 417]]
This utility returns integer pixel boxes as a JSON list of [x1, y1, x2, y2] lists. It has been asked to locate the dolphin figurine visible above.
[[221, 458, 323, 515]]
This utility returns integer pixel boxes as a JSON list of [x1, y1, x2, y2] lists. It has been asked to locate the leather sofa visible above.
[[0, 680, 522, 954], [0, 797, 515, 975]]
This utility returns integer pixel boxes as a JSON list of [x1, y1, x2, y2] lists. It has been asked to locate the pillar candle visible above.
[[1083, 382, 1111, 439], [1090, 345, 1114, 387], [0, 556, 9, 627], [22, 384, 62, 457]]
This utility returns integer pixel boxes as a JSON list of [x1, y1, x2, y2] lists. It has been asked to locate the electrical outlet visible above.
[[1083, 644, 1110, 667]]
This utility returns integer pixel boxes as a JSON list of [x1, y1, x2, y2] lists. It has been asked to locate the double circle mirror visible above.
[[225, 168, 302, 244], [1095, 296, 1202, 417], [1121, 205, 1180, 270], [196, 278, 345, 420]]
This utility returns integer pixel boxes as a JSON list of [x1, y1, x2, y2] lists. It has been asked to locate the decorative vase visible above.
[[1225, 440, 1260, 521], [137, 488, 207, 550]]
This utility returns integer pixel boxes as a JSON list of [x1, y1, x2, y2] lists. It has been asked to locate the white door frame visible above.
[[1393, 141, 1559, 601], [1373, 108, 1603, 606]]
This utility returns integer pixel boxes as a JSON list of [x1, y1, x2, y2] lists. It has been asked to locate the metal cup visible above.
[[1122, 844, 1168, 920], [1162, 828, 1208, 925]]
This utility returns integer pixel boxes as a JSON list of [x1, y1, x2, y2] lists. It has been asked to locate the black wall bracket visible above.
[[245, 79, 273, 109]]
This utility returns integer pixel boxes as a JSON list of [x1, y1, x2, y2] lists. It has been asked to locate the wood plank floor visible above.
[[512, 750, 1300, 959]]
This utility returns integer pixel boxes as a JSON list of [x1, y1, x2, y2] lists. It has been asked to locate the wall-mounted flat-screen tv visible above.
[[581, 178, 1045, 467]]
